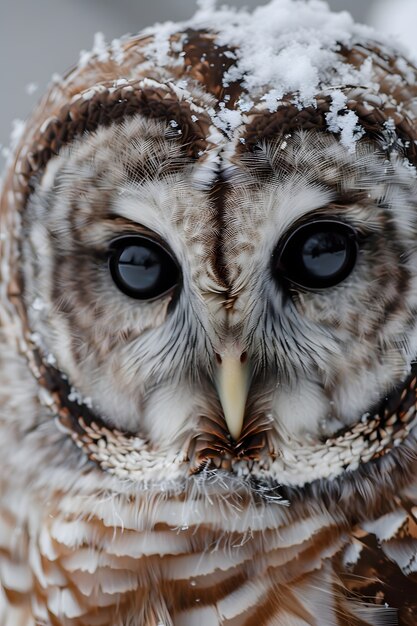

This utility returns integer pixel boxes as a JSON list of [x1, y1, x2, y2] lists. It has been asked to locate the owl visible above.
[[2, 0, 417, 624]]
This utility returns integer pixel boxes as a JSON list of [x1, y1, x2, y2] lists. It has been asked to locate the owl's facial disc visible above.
[[19, 113, 417, 489]]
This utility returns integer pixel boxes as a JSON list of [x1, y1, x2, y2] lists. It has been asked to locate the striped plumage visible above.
[[2, 1, 417, 624]]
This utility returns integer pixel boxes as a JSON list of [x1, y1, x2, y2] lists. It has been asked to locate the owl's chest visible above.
[[0, 495, 354, 626]]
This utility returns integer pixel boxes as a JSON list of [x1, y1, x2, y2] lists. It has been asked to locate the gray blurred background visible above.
[[0, 0, 410, 153]]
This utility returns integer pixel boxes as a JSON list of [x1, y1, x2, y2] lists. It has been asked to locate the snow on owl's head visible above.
[[2, 0, 417, 496]]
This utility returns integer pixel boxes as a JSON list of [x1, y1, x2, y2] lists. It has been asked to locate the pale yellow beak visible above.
[[215, 350, 250, 441]]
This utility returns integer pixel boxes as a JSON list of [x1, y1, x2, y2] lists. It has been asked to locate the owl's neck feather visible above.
[[20, 321, 417, 491]]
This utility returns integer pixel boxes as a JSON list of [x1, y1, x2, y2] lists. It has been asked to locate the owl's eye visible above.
[[273, 220, 358, 290], [108, 236, 181, 300]]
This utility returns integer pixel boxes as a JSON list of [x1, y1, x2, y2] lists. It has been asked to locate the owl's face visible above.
[[21, 101, 417, 488], [1, 10, 417, 498]]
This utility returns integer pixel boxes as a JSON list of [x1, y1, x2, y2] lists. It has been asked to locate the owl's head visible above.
[[2, 0, 417, 497]]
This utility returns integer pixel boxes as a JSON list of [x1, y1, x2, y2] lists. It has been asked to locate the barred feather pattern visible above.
[[3, 10, 417, 626], [0, 346, 416, 626], [1, 341, 417, 626]]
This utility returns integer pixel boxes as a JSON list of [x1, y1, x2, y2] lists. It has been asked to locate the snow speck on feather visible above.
[[79, 32, 109, 68], [1, 119, 26, 163], [325, 90, 365, 153]]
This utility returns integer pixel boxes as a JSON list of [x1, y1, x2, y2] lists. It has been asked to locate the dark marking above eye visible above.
[[108, 235, 181, 301], [273, 219, 358, 290]]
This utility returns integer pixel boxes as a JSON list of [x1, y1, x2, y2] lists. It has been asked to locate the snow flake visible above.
[[111, 37, 125, 65], [325, 90, 364, 153], [46, 353, 57, 366], [214, 106, 243, 136], [78, 32, 110, 68], [25, 82, 39, 95], [2, 118, 27, 163], [31, 297, 46, 312], [92, 32, 110, 63], [196, 0, 217, 13], [78, 49, 92, 68], [11, 119, 25, 147]]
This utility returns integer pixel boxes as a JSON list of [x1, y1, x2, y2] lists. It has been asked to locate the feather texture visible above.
[[2, 1, 417, 624]]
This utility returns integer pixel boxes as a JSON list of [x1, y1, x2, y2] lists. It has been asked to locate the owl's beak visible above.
[[215, 350, 250, 441]]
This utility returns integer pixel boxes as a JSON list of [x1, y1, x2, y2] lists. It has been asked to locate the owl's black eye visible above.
[[273, 219, 358, 290], [108, 236, 181, 300]]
